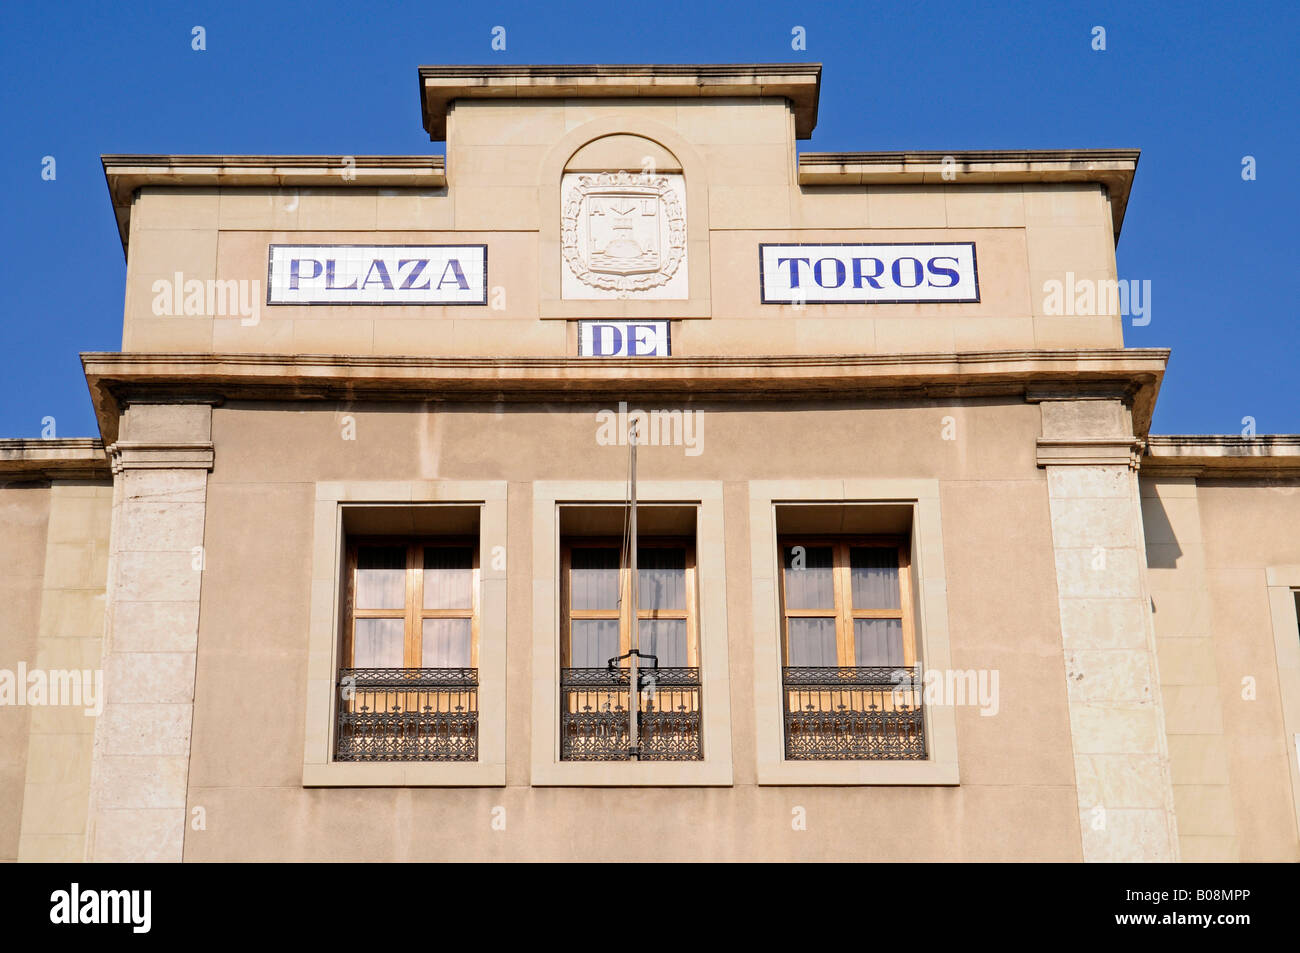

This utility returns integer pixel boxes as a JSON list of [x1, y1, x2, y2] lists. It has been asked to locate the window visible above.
[[778, 536, 925, 761], [780, 538, 914, 668], [336, 538, 479, 762], [559, 538, 701, 761]]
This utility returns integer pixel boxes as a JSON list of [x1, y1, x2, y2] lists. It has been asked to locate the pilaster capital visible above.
[[108, 440, 214, 473], [1036, 436, 1145, 469]]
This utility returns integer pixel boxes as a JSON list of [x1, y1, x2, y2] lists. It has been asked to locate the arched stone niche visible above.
[[564, 134, 682, 174], [537, 119, 711, 318]]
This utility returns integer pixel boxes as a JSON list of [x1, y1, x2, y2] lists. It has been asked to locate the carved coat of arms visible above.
[[561, 171, 686, 295]]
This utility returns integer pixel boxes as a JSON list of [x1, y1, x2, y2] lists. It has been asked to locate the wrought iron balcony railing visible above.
[[560, 667, 702, 761], [335, 667, 478, 762], [782, 665, 926, 761]]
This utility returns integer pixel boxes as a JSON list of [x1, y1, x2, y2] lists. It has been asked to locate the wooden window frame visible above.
[[343, 536, 480, 669], [559, 536, 698, 668], [777, 535, 915, 667]]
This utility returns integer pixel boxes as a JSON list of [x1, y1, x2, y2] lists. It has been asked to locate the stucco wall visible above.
[[1141, 474, 1300, 861], [181, 396, 1084, 860], [1195, 479, 1300, 859]]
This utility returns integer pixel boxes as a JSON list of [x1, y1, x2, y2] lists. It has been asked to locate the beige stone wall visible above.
[[0, 483, 52, 861], [1141, 476, 1238, 860], [14, 481, 113, 861], [180, 396, 1086, 860], [0, 480, 114, 862], [119, 98, 1121, 357], [1141, 474, 1300, 861]]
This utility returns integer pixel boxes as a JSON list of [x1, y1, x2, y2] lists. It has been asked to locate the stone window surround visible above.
[[748, 480, 960, 785], [1264, 567, 1300, 840], [530, 481, 734, 786], [303, 481, 507, 787]]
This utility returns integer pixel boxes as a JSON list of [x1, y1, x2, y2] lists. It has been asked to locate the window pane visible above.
[[354, 618, 404, 668], [850, 547, 900, 609], [423, 546, 473, 610], [638, 547, 685, 611], [421, 618, 472, 668], [571, 619, 620, 667], [854, 618, 904, 667], [638, 619, 687, 667], [356, 545, 406, 610], [782, 545, 835, 609], [787, 617, 837, 666], [571, 548, 620, 611]]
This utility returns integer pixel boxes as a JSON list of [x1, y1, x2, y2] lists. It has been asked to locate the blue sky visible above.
[[0, 0, 1295, 438]]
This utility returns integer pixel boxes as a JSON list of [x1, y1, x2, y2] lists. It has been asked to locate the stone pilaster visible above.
[[85, 402, 213, 862], [1033, 394, 1179, 862]]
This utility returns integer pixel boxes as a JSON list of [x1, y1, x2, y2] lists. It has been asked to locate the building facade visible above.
[[2, 64, 1298, 863]]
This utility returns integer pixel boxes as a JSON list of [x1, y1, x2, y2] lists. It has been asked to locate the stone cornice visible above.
[[101, 155, 447, 256], [81, 348, 1168, 445], [797, 149, 1140, 239], [0, 438, 110, 480], [417, 63, 823, 140], [1142, 435, 1300, 476]]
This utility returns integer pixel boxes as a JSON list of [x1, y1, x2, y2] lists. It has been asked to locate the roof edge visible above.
[[798, 149, 1141, 240], [0, 438, 110, 480], [417, 63, 823, 140], [101, 155, 447, 257], [1143, 435, 1300, 475]]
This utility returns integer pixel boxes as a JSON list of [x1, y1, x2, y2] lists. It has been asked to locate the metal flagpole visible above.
[[627, 416, 639, 759]]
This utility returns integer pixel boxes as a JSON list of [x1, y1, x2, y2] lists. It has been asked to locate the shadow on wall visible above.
[[1142, 494, 1183, 570]]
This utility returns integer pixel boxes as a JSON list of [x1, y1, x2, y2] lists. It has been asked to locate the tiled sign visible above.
[[578, 320, 671, 357], [267, 244, 488, 305], [760, 242, 979, 304]]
